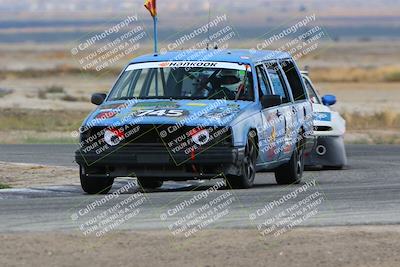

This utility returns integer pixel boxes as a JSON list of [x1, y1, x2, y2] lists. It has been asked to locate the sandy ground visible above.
[[0, 162, 77, 188], [317, 82, 400, 114], [0, 75, 113, 111], [0, 131, 77, 144], [1, 75, 399, 113], [0, 226, 399, 267]]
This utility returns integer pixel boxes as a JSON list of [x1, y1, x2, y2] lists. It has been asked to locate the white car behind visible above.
[[302, 72, 348, 169]]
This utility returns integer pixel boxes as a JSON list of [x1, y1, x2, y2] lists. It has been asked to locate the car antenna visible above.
[[206, 0, 211, 50]]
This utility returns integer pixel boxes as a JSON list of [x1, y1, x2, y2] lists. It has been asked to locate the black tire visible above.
[[275, 138, 305, 185], [226, 132, 257, 189], [137, 178, 163, 189], [80, 167, 114, 195]]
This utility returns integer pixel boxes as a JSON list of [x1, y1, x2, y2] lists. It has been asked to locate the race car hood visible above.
[[83, 99, 252, 128]]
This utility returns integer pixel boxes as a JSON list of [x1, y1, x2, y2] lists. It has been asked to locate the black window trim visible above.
[[255, 64, 273, 96], [303, 75, 321, 104], [262, 60, 293, 104], [279, 59, 310, 102], [276, 60, 294, 103]]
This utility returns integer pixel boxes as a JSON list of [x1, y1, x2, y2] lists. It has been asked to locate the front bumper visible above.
[[305, 136, 347, 167], [75, 145, 245, 179]]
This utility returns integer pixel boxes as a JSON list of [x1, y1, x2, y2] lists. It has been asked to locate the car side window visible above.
[[281, 60, 307, 101], [256, 65, 272, 96], [267, 67, 291, 103], [303, 77, 321, 104]]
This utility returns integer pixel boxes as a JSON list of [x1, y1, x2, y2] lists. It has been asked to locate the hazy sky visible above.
[[1, 0, 399, 17]]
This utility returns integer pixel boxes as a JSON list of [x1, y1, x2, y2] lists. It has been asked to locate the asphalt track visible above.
[[0, 144, 399, 233]]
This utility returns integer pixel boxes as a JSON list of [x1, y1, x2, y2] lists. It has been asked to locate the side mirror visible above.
[[322, 94, 337, 106], [91, 93, 107, 105], [261, 95, 283, 109]]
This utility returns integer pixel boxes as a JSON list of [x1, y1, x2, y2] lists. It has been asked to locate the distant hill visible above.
[[0, 0, 399, 43]]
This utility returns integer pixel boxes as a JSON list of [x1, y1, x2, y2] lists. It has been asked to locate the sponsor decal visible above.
[[133, 109, 188, 117], [125, 62, 252, 72], [133, 101, 179, 110], [186, 103, 208, 107], [159, 62, 218, 68], [99, 103, 126, 111], [202, 104, 241, 119], [95, 111, 117, 120], [270, 126, 277, 142], [283, 144, 292, 154], [314, 112, 331, 122]]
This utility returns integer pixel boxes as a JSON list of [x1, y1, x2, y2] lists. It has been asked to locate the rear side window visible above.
[[303, 77, 321, 104], [256, 65, 272, 96], [281, 60, 307, 101], [266, 65, 291, 103]]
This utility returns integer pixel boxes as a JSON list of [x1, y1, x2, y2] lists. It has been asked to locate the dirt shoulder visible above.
[[0, 162, 77, 188], [1, 226, 399, 267]]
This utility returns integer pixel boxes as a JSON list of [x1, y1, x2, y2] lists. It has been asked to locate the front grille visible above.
[[79, 124, 232, 154]]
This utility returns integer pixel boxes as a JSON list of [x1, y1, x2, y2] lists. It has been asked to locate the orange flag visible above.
[[144, 0, 157, 17]]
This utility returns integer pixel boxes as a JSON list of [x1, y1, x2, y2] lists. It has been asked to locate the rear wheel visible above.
[[137, 178, 163, 189], [80, 167, 114, 195], [226, 133, 257, 189], [275, 138, 305, 185]]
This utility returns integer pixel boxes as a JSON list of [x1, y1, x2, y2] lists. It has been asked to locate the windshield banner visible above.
[[125, 61, 251, 71]]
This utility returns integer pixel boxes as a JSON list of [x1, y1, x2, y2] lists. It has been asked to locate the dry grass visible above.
[[343, 110, 400, 130], [0, 109, 86, 132], [344, 111, 400, 144], [310, 66, 400, 83], [0, 65, 120, 80], [37, 86, 89, 102], [0, 182, 11, 189], [0, 88, 13, 98], [44, 85, 65, 94]]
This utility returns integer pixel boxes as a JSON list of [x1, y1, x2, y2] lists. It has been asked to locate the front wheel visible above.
[[80, 167, 114, 195], [226, 133, 257, 189], [275, 139, 305, 185]]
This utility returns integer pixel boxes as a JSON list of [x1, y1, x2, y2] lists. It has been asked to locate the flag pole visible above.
[[153, 16, 158, 53], [153, 15, 158, 94]]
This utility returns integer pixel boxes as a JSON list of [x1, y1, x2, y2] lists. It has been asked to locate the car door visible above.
[[265, 62, 295, 161], [255, 64, 283, 164], [280, 60, 314, 154]]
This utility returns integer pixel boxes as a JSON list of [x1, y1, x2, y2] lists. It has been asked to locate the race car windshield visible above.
[[107, 61, 254, 101]]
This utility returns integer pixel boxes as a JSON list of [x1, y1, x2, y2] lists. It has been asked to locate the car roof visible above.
[[130, 49, 292, 65]]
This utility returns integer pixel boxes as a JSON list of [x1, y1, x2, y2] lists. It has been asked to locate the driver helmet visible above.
[[218, 69, 241, 91]]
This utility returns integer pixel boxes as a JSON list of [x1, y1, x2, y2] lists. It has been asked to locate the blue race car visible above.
[[75, 49, 315, 194]]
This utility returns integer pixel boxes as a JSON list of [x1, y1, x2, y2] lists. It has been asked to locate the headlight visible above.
[[104, 128, 125, 146], [191, 129, 210, 146]]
